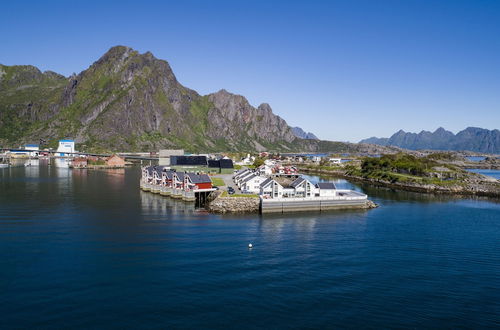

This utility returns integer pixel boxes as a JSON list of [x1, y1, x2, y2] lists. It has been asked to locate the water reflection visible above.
[[140, 190, 196, 216]]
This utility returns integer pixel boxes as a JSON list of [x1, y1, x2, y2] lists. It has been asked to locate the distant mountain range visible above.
[[0, 45, 353, 153], [360, 127, 500, 154], [291, 127, 318, 140]]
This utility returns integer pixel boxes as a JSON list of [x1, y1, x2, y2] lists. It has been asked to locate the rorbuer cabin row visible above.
[[140, 166, 215, 202]]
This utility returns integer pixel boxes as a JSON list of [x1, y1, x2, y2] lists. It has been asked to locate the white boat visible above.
[[0, 164, 9, 168]]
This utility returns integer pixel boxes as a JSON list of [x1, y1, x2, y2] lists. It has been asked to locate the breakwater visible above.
[[261, 198, 377, 214]]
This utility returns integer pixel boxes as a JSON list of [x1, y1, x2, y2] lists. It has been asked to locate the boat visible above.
[[0, 164, 9, 168]]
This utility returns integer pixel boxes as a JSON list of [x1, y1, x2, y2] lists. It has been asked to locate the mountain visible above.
[[0, 46, 325, 152], [291, 127, 318, 140], [360, 127, 500, 153]]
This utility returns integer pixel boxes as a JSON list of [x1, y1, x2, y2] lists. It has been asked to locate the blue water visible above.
[[1, 162, 499, 328], [466, 156, 487, 162], [467, 168, 500, 180]]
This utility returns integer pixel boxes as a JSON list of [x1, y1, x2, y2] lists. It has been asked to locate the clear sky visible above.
[[1, 0, 499, 142]]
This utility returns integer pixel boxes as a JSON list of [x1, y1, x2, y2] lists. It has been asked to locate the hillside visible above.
[[0, 45, 395, 154], [361, 127, 500, 154]]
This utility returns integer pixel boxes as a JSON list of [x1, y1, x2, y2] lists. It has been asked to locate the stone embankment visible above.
[[207, 191, 260, 214]]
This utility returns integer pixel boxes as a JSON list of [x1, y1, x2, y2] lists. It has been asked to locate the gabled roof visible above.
[[241, 173, 257, 183], [260, 177, 274, 188], [185, 173, 212, 184], [174, 172, 185, 181], [163, 170, 174, 179], [146, 167, 154, 176], [315, 182, 336, 189], [238, 171, 254, 181], [234, 169, 250, 178], [290, 177, 305, 188], [171, 156, 207, 166]]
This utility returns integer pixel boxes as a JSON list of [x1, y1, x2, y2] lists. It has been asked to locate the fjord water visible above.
[[1, 161, 499, 328]]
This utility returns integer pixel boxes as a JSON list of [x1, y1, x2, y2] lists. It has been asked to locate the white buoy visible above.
[[248, 243, 253, 249]]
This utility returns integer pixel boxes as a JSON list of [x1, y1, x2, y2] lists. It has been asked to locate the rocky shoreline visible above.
[[298, 166, 500, 198], [206, 191, 260, 214]]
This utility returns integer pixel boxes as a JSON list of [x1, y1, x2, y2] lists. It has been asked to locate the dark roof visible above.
[[290, 177, 305, 188], [260, 177, 273, 188], [174, 172, 185, 181], [315, 182, 336, 190], [238, 172, 254, 180], [147, 167, 153, 176], [241, 174, 257, 183], [208, 160, 220, 168], [219, 159, 234, 169], [171, 156, 208, 166], [164, 170, 174, 179], [186, 173, 212, 184], [208, 159, 234, 169], [235, 169, 250, 178]]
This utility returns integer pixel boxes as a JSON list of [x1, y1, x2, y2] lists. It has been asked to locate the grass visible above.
[[220, 191, 258, 198], [211, 177, 225, 187]]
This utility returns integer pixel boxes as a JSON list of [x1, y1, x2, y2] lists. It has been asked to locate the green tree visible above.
[[253, 157, 265, 167]]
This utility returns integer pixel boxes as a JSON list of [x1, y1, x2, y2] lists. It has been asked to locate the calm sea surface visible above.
[[1, 160, 499, 329], [466, 168, 500, 180]]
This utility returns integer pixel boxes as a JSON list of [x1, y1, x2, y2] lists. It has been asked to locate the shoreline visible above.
[[298, 166, 500, 198]]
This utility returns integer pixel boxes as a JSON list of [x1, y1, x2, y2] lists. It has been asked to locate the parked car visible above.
[[228, 187, 235, 195]]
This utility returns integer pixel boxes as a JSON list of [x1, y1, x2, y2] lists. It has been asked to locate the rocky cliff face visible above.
[[0, 45, 365, 153], [291, 126, 318, 140], [360, 127, 500, 153]]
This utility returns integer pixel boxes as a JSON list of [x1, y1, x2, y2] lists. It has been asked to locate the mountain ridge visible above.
[[360, 127, 500, 153], [0, 45, 365, 153]]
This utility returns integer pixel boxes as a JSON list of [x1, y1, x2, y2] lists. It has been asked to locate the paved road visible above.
[[213, 173, 242, 193]]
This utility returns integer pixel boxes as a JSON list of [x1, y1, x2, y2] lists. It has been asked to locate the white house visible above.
[[264, 159, 276, 166], [235, 154, 255, 166], [329, 158, 342, 164], [234, 169, 250, 181], [56, 139, 75, 156], [290, 177, 315, 198], [235, 171, 255, 187], [240, 174, 267, 194], [257, 164, 273, 176], [315, 182, 337, 197], [259, 178, 284, 199]]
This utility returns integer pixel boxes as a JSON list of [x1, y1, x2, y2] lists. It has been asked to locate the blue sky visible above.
[[1, 0, 499, 142]]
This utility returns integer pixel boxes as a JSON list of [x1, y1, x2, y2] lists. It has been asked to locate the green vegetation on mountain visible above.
[[1, 46, 394, 153]]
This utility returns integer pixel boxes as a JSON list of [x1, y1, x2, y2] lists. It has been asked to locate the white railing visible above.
[[260, 190, 367, 202]]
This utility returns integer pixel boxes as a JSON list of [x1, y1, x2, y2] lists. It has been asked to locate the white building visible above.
[[315, 182, 337, 197], [235, 154, 255, 166], [24, 144, 40, 157], [257, 164, 273, 176], [329, 158, 342, 164], [240, 174, 267, 194], [56, 139, 75, 157], [290, 177, 315, 198], [260, 178, 284, 199], [235, 171, 255, 187]]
